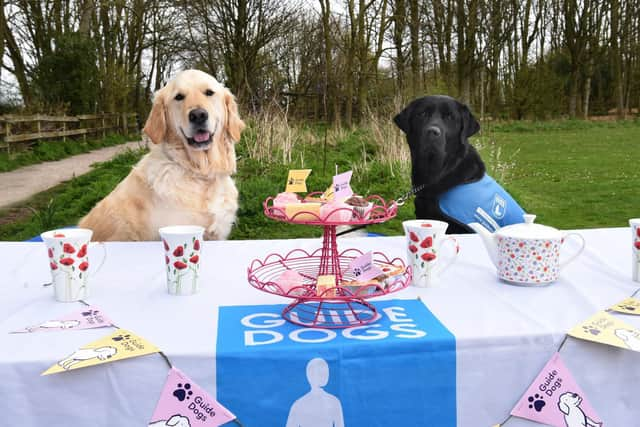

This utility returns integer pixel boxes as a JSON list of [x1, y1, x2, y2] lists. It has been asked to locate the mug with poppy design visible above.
[[159, 225, 204, 296], [402, 220, 459, 288], [41, 228, 106, 302], [630, 219, 640, 282]]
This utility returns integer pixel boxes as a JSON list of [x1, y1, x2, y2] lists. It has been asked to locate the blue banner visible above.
[[216, 299, 456, 427]]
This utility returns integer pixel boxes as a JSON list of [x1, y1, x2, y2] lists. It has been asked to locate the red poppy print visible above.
[[194, 239, 200, 250], [409, 244, 418, 253], [420, 236, 433, 248], [60, 257, 74, 266], [637, 228, 640, 238], [409, 232, 419, 242], [174, 261, 187, 269], [165, 255, 170, 264], [421, 252, 436, 261], [163, 239, 169, 251], [189, 255, 199, 264], [421, 223, 432, 227], [173, 246, 184, 257], [48, 248, 54, 258], [635, 241, 640, 250], [63, 243, 76, 254], [78, 261, 89, 271], [50, 261, 58, 270], [77, 244, 87, 258]]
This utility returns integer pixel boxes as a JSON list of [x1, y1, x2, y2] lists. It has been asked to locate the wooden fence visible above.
[[0, 113, 138, 152]]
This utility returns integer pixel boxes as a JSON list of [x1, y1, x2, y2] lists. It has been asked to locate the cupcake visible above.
[[320, 200, 354, 222], [345, 196, 373, 220]]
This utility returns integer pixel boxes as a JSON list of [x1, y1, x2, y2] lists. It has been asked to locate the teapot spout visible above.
[[468, 222, 499, 267]]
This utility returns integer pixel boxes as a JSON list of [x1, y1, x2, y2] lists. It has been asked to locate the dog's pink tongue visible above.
[[193, 131, 210, 143]]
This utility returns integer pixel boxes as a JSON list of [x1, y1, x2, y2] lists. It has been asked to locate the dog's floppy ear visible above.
[[224, 89, 245, 142], [165, 415, 183, 426], [393, 105, 411, 134], [460, 103, 480, 138], [143, 89, 166, 145], [557, 398, 570, 415]]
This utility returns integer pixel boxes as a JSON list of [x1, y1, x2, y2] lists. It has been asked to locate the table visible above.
[[1, 228, 639, 426]]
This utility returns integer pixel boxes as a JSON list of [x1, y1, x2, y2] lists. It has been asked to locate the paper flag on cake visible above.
[[568, 310, 640, 352], [42, 328, 159, 375], [148, 367, 236, 427], [332, 170, 353, 199], [347, 251, 383, 281], [11, 305, 113, 333], [322, 184, 334, 200], [511, 352, 602, 427], [610, 297, 640, 315], [285, 169, 311, 193]]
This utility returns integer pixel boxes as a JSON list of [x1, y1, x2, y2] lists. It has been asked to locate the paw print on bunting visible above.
[[527, 394, 545, 412], [173, 383, 193, 401], [353, 267, 362, 277], [582, 325, 601, 336], [111, 334, 132, 342], [81, 310, 99, 317]]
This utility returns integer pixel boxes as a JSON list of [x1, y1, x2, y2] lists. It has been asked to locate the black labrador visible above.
[[394, 95, 485, 233]]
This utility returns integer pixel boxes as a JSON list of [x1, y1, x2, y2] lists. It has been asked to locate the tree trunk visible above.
[[393, 0, 406, 94], [0, 0, 5, 82], [611, 0, 625, 118], [409, 0, 420, 94], [3, 14, 33, 106], [583, 58, 593, 119], [78, 0, 93, 35], [319, 0, 340, 126]]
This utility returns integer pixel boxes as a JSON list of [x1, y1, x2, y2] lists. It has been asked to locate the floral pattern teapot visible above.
[[469, 214, 585, 285]]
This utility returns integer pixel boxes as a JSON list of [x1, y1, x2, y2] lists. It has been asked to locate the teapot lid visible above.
[[497, 214, 562, 239]]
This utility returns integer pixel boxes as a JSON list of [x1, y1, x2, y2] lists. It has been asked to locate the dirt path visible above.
[[0, 141, 145, 209]]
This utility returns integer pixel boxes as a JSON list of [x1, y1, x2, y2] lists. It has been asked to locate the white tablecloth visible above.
[[1, 228, 639, 426]]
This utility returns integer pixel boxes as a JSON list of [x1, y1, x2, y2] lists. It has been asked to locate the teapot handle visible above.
[[559, 233, 586, 269]]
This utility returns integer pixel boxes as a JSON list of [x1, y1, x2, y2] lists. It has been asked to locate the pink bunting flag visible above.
[[12, 305, 113, 333], [332, 170, 353, 200], [149, 367, 236, 427], [511, 352, 602, 427], [347, 251, 383, 282]]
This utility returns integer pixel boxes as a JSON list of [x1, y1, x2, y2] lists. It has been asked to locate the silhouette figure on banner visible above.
[[286, 357, 345, 427]]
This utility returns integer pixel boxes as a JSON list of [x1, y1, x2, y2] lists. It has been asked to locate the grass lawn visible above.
[[0, 119, 638, 241]]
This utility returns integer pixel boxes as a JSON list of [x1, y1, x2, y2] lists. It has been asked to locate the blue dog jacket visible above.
[[438, 174, 525, 232]]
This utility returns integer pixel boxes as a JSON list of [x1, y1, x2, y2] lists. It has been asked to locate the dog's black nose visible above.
[[572, 393, 578, 397], [426, 126, 441, 137], [189, 108, 208, 125]]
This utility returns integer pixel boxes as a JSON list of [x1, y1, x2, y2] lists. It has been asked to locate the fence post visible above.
[[122, 113, 128, 135], [102, 113, 106, 138], [36, 117, 41, 144], [5, 121, 10, 154], [62, 118, 66, 142]]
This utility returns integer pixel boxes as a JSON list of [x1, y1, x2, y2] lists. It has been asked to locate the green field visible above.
[[1, 119, 638, 241]]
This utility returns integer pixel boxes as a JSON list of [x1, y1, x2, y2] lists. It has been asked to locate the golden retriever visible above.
[[79, 69, 245, 241]]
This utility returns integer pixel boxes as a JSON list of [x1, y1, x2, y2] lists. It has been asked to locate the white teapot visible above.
[[469, 214, 585, 285]]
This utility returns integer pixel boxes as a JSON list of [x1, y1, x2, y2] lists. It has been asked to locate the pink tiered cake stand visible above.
[[247, 194, 412, 328]]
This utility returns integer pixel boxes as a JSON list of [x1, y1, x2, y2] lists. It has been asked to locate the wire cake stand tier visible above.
[[249, 194, 411, 328], [247, 248, 412, 328]]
